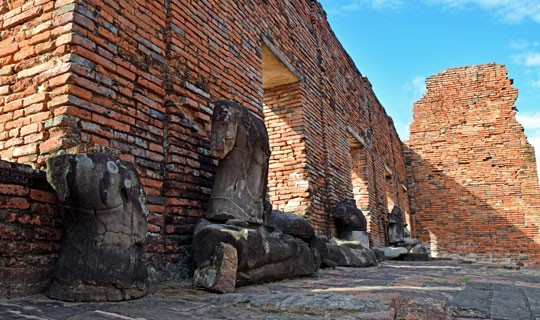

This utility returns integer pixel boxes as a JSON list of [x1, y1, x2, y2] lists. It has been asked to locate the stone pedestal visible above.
[[338, 231, 370, 248], [193, 220, 317, 287]]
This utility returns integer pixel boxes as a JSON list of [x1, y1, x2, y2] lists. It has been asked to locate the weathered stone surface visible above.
[[204, 293, 390, 318], [324, 243, 342, 268], [404, 226, 411, 238], [2, 260, 539, 320], [327, 239, 378, 268], [194, 242, 238, 294], [411, 244, 429, 254], [46, 153, 148, 302], [269, 210, 315, 239], [448, 282, 491, 318], [309, 235, 329, 264], [396, 253, 430, 261], [491, 284, 532, 320], [373, 248, 386, 262], [396, 297, 448, 320], [206, 100, 271, 225], [332, 199, 367, 238], [388, 206, 405, 244], [236, 238, 316, 286], [193, 221, 317, 286], [338, 230, 370, 247], [402, 237, 419, 246], [380, 247, 408, 259], [395, 237, 421, 251], [309, 235, 334, 269]]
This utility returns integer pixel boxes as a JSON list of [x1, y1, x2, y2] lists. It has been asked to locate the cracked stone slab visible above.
[[203, 292, 392, 318], [521, 286, 540, 319], [491, 284, 533, 320], [448, 282, 492, 318]]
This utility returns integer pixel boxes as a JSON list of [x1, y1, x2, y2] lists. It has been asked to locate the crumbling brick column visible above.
[[407, 63, 540, 266]]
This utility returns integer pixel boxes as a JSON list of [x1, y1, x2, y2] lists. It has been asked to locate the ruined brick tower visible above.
[[406, 63, 540, 266]]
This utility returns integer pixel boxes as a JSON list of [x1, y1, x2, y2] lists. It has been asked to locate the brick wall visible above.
[[407, 63, 540, 266], [0, 0, 78, 165], [0, 160, 60, 297], [264, 83, 309, 215], [1, 0, 410, 276]]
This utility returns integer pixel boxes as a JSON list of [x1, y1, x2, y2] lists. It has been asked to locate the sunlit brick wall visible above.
[[1, 0, 410, 278], [407, 63, 540, 266]]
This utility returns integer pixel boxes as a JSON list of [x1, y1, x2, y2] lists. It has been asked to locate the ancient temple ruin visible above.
[[0, 0, 539, 298], [406, 64, 540, 265]]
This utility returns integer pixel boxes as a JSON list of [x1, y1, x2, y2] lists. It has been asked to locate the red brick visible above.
[[0, 184, 30, 196], [29, 189, 58, 204], [24, 131, 48, 144], [23, 93, 48, 107], [13, 46, 35, 61], [24, 103, 48, 116], [12, 143, 39, 157], [39, 138, 66, 153], [0, 196, 30, 209], [0, 43, 19, 57], [20, 123, 42, 136], [17, 60, 55, 78], [89, 134, 109, 147], [148, 224, 160, 233], [3, 6, 43, 29]]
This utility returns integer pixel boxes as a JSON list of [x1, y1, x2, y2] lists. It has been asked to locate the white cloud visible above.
[[401, 76, 427, 139], [516, 112, 540, 178], [325, 0, 403, 14], [371, 0, 403, 9], [423, 0, 540, 24], [516, 112, 540, 130], [402, 75, 427, 101], [531, 80, 540, 88], [524, 52, 540, 67], [509, 40, 539, 51], [510, 42, 540, 90], [527, 132, 540, 181]]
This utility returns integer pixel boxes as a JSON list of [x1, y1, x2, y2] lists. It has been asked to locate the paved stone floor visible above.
[[1, 260, 539, 319]]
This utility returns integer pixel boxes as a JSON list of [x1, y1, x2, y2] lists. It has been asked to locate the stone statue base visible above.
[[193, 219, 317, 289]]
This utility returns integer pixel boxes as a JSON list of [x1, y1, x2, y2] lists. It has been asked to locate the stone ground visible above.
[[1, 260, 539, 320]]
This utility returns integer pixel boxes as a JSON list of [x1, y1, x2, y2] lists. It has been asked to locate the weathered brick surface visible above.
[[264, 83, 309, 215], [406, 63, 540, 266], [0, 0, 77, 165], [1, 0, 409, 279], [0, 160, 60, 297]]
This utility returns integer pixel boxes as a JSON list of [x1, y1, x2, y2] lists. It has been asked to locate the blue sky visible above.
[[319, 0, 540, 174]]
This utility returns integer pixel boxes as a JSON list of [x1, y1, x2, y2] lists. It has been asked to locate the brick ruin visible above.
[[0, 0, 410, 296], [406, 63, 540, 266], [0, 0, 538, 298]]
